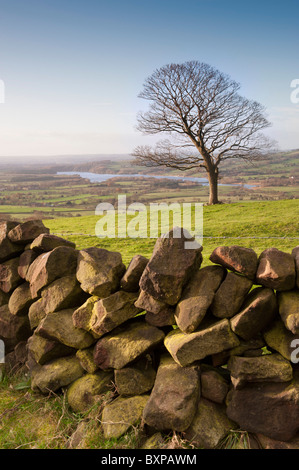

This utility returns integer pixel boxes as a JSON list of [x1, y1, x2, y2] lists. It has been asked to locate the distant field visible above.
[[45, 199, 299, 266]]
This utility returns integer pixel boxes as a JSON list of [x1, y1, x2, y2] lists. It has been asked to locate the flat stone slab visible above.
[[164, 318, 240, 367]]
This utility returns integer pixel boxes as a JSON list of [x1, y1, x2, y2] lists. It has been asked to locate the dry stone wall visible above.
[[1, 219, 299, 449]]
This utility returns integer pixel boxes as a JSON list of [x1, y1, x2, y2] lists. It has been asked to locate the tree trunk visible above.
[[207, 167, 220, 205]]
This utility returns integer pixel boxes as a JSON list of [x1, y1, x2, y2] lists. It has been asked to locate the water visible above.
[[57, 171, 255, 189]]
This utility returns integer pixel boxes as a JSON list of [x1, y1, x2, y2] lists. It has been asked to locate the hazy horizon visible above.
[[0, 0, 298, 159]]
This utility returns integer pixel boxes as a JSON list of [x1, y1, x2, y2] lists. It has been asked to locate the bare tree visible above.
[[132, 61, 275, 204]]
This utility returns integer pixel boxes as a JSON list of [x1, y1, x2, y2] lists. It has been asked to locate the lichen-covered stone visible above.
[[67, 371, 114, 413], [278, 290, 299, 334], [210, 272, 253, 319], [292, 246, 299, 289], [93, 320, 165, 370], [0, 221, 23, 262], [8, 282, 34, 316], [145, 308, 175, 327], [8, 220, 50, 245], [72, 296, 99, 334], [30, 233, 76, 253], [28, 298, 46, 330], [0, 304, 31, 348], [27, 332, 75, 365], [135, 289, 169, 315], [76, 347, 99, 374], [200, 365, 229, 404], [76, 247, 126, 297], [120, 255, 148, 292], [101, 395, 150, 439], [35, 308, 95, 349], [18, 250, 38, 279], [164, 319, 240, 367], [143, 355, 200, 432], [40, 276, 88, 314], [114, 356, 156, 396], [174, 266, 225, 333], [209, 245, 258, 280], [0, 257, 22, 293], [263, 319, 299, 361], [30, 355, 85, 394]]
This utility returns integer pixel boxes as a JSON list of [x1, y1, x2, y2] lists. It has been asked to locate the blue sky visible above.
[[0, 0, 298, 158]]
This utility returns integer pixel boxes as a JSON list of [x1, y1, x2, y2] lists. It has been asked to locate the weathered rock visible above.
[[256, 248, 296, 291], [139, 227, 203, 306], [72, 296, 100, 336], [263, 319, 299, 362], [89, 290, 142, 338], [31, 355, 85, 394], [211, 335, 266, 367], [164, 319, 240, 367], [211, 272, 253, 318], [0, 304, 31, 348], [230, 287, 278, 340], [0, 257, 22, 293], [76, 247, 126, 297], [209, 245, 258, 280], [278, 290, 299, 334], [26, 246, 78, 298], [8, 220, 49, 245], [292, 246, 299, 289], [200, 366, 229, 404], [174, 266, 225, 333], [67, 371, 114, 413], [120, 255, 148, 292], [0, 290, 9, 307], [143, 355, 200, 432], [93, 320, 165, 370], [185, 398, 237, 449], [28, 298, 46, 330], [35, 308, 95, 349], [0, 221, 23, 262], [101, 394, 149, 439], [256, 433, 299, 450], [135, 289, 169, 315], [40, 275, 88, 314], [8, 282, 34, 316], [227, 354, 293, 389], [114, 356, 156, 396], [226, 378, 299, 441], [145, 308, 175, 327], [30, 233, 76, 253], [76, 347, 99, 374], [18, 250, 38, 279], [27, 332, 75, 365], [140, 433, 165, 450]]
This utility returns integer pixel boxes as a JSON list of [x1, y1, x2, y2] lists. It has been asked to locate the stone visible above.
[[101, 394, 149, 439], [0, 290, 9, 308], [120, 254, 149, 292], [210, 272, 253, 318], [256, 248, 296, 291], [145, 309, 175, 327], [30, 355, 85, 394], [143, 355, 200, 432], [89, 290, 142, 338], [139, 227, 203, 306], [26, 246, 78, 298], [164, 319, 240, 367], [35, 308, 95, 349], [256, 433, 299, 450], [76, 347, 99, 374], [93, 320, 165, 370], [0, 257, 22, 293], [76, 247, 126, 297], [211, 335, 266, 367], [278, 290, 299, 334], [30, 233, 76, 253], [67, 371, 114, 413], [200, 366, 229, 404], [227, 354, 293, 389], [209, 245, 258, 280], [0, 304, 31, 348], [18, 250, 38, 279], [72, 296, 100, 336], [134, 290, 169, 315], [27, 332, 75, 365], [185, 398, 237, 449], [230, 287, 278, 340], [292, 246, 299, 289], [174, 266, 225, 333], [8, 219, 49, 245], [140, 433, 165, 450], [114, 356, 156, 396], [28, 298, 46, 330], [226, 377, 299, 441], [0, 221, 23, 262], [8, 282, 34, 316], [263, 319, 299, 362], [40, 275, 88, 314]]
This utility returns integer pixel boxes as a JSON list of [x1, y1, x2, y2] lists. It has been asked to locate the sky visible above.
[[0, 0, 298, 159]]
